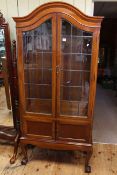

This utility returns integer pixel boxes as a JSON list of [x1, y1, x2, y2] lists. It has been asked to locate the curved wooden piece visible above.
[[21, 144, 28, 165], [13, 2, 103, 29], [85, 165, 91, 173], [0, 125, 20, 164], [85, 150, 93, 173], [0, 125, 16, 141], [10, 133, 20, 164]]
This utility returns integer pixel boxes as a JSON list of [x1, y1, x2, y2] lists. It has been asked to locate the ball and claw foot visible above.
[[21, 158, 28, 165], [85, 165, 91, 173]]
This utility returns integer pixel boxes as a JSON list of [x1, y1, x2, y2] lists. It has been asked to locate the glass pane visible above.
[[60, 19, 92, 117], [23, 19, 52, 114], [0, 28, 6, 59]]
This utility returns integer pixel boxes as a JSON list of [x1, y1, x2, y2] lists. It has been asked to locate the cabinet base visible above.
[[20, 137, 92, 151], [20, 137, 93, 173]]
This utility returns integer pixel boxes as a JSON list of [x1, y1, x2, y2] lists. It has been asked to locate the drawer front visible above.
[[56, 121, 91, 143]]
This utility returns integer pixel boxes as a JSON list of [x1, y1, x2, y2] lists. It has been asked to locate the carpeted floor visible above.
[[93, 84, 117, 144]]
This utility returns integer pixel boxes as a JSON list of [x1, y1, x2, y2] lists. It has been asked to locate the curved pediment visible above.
[[13, 2, 103, 28]]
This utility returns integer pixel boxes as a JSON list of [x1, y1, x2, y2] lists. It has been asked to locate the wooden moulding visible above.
[[13, 2, 103, 28]]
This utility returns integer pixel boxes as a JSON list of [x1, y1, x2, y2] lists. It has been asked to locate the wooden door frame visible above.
[[56, 13, 100, 122], [16, 14, 57, 139]]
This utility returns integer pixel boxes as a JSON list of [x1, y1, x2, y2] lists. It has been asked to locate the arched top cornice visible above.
[[13, 2, 103, 28]]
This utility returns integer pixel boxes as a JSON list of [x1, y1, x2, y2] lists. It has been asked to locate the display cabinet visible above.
[[13, 2, 103, 173]]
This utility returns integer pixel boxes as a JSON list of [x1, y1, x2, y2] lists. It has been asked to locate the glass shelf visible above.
[[26, 97, 51, 100], [24, 83, 51, 86], [61, 69, 90, 72], [61, 85, 83, 88], [24, 67, 52, 70], [23, 34, 52, 37], [62, 34, 92, 38], [60, 99, 88, 103], [62, 53, 92, 55], [29, 51, 52, 53]]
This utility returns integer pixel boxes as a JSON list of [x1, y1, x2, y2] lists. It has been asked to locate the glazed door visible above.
[[56, 15, 93, 143], [18, 15, 56, 140]]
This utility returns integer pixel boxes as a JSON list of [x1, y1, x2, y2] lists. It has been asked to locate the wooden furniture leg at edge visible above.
[[85, 150, 92, 173], [21, 144, 28, 165], [10, 133, 20, 164]]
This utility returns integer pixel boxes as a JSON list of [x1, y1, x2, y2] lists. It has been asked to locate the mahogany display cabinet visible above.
[[13, 2, 103, 173]]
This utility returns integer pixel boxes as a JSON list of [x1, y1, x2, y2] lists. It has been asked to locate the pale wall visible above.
[[0, 0, 94, 40]]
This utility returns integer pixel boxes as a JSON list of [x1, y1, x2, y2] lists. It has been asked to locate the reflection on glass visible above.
[[23, 19, 52, 114], [0, 28, 6, 90], [60, 19, 92, 117], [0, 28, 6, 59]]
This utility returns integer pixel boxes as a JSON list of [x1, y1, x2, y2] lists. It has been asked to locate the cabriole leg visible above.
[[21, 144, 28, 165], [85, 151, 92, 173], [10, 133, 20, 164]]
